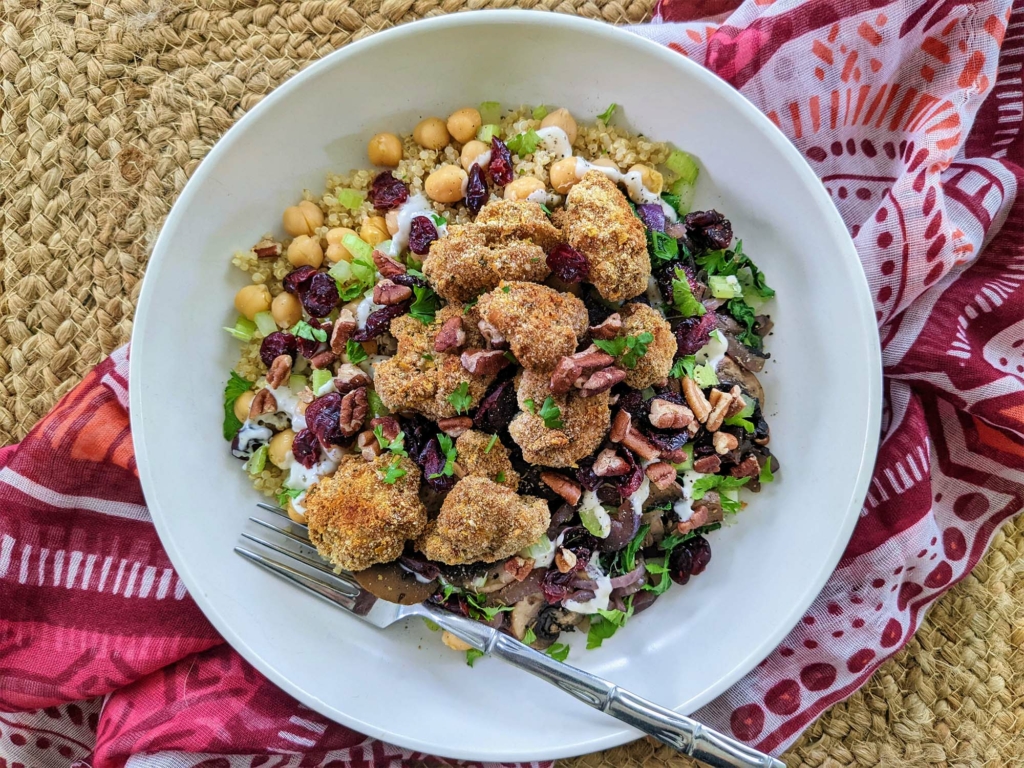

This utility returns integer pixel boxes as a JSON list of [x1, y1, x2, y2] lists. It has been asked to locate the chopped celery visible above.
[[479, 101, 501, 124], [532, 105, 549, 120], [311, 369, 333, 395], [735, 397, 756, 419], [289, 374, 307, 391], [579, 498, 612, 538], [224, 316, 256, 342], [254, 311, 278, 337], [245, 444, 268, 475], [341, 233, 373, 262], [377, 239, 393, 254], [672, 444, 694, 472], [667, 178, 696, 215], [336, 188, 366, 210], [709, 275, 743, 299], [666, 150, 699, 184], [476, 124, 500, 143], [350, 254, 376, 284], [328, 259, 353, 282]]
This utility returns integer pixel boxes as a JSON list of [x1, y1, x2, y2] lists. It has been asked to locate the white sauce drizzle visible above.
[[354, 293, 381, 329], [525, 188, 558, 207], [535, 126, 573, 160], [285, 445, 345, 491], [679, 470, 708, 501], [386, 193, 445, 257], [630, 476, 652, 518], [236, 422, 272, 454], [695, 329, 729, 371], [266, 381, 308, 431], [564, 561, 614, 615]]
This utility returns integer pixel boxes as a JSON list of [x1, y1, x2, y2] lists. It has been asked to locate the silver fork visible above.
[[237, 504, 783, 768]]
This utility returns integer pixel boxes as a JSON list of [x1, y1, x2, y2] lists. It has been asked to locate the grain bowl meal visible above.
[[222, 102, 779, 663]]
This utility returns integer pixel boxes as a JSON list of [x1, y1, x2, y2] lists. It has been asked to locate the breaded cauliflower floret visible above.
[[454, 429, 519, 490], [415, 477, 549, 564], [565, 171, 650, 302], [507, 369, 611, 467], [476, 282, 588, 371], [422, 227, 494, 303], [620, 302, 678, 389], [474, 199, 562, 252], [374, 305, 492, 419], [306, 454, 426, 571]]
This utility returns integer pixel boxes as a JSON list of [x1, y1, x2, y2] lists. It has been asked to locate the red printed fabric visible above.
[[1, 1, 1024, 763]]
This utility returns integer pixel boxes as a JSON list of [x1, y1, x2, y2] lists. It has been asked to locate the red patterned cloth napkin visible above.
[[3, 0, 1024, 764]]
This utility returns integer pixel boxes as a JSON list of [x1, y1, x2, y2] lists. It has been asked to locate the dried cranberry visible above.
[[646, 430, 689, 452], [420, 438, 457, 492], [684, 535, 712, 575], [675, 311, 717, 355], [368, 171, 409, 211], [668, 546, 693, 585], [304, 392, 345, 448], [302, 272, 340, 318], [350, 302, 410, 341], [583, 289, 615, 327], [596, 484, 622, 505], [541, 568, 575, 604], [576, 456, 601, 492], [472, 380, 517, 434], [399, 413, 436, 464], [613, 449, 644, 497], [291, 428, 320, 468], [655, 261, 701, 306], [547, 244, 589, 283], [283, 266, 318, 295], [260, 332, 297, 366], [488, 136, 514, 186], [391, 272, 429, 290], [616, 390, 647, 421], [408, 216, 438, 255], [295, 334, 319, 359], [684, 210, 733, 251], [559, 526, 596, 569], [465, 163, 488, 215]]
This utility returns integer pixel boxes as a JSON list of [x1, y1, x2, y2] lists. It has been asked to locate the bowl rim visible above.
[[130, 9, 882, 760]]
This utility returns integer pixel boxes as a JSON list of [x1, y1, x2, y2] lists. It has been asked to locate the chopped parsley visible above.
[[621, 524, 650, 574], [447, 382, 472, 414], [539, 203, 552, 216], [546, 643, 571, 662], [537, 397, 564, 429], [291, 320, 327, 343], [409, 284, 441, 324], [593, 332, 654, 370], [668, 355, 718, 386], [465, 648, 485, 667], [495, 470, 506, 484], [502, 285, 511, 293], [485, 434, 499, 453], [726, 297, 762, 350], [373, 426, 409, 458], [648, 230, 679, 262], [671, 268, 705, 318], [381, 456, 406, 484], [692, 475, 750, 514], [506, 129, 542, 156], [277, 487, 303, 507], [523, 398, 536, 414], [462, 296, 480, 314], [367, 389, 389, 417], [428, 433, 458, 479], [661, 192, 682, 215], [465, 591, 512, 621], [759, 459, 775, 484], [586, 602, 634, 649], [523, 627, 537, 645], [346, 338, 368, 364], [429, 212, 447, 228], [696, 241, 774, 299], [503, 350, 517, 364], [337, 256, 377, 301], [422, 353, 434, 362], [222, 371, 252, 440], [597, 103, 618, 124]]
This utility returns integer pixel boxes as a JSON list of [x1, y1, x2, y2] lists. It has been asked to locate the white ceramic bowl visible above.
[[131, 11, 881, 762]]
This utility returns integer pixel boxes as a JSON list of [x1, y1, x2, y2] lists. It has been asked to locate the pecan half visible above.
[[645, 461, 677, 490], [571, 345, 616, 373], [706, 388, 734, 432], [373, 279, 413, 306], [589, 313, 623, 340], [593, 448, 630, 476], [433, 316, 466, 353], [339, 387, 368, 437], [370, 415, 400, 442], [461, 348, 510, 376], [676, 504, 710, 535], [335, 363, 372, 393], [609, 409, 631, 443], [578, 367, 627, 397], [266, 354, 292, 389], [357, 430, 382, 461], [692, 454, 722, 474], [540, 471, 582, 506], [649, 398, 694, 430], [249, 388, 277, 419], [437, 416, 473, 437], [253, 238, 282, 259], [713, 431, 739, 455], [504, 556, 534, 582], [731, 454, 761, 479], [549, 356, 583, 395], [330, 309, 357, 353], [477, 319, 508, 348], [724, 386, 747, 419], [309, 350, 338, 370], [621, 425, 661, 462], [659, 447, 687, 464], [373, 249, 407, 278], [554, 547, 577, 574], [682, 377, 712, 423]]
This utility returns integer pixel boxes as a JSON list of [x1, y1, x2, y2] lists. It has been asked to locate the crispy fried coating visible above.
[[454, 429, 519, 490], [306, 454, 427, 571], [415, 476, 549, 564], [422, 227, 493, 303], [620, 302, 677, 389], [474, 199, 562, 251], [564, 171, 650, 302], [476, 282, 588, 372], [507, 369, 611, 467], [374, 305, 492, 419]]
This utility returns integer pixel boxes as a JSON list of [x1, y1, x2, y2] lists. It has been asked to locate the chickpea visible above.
[[446, 107, 482, 144], [385, 210, 400, 236], [268, 429, 296, 469], [282, 200, 324, 237], [368, 132, 402, 167], [325, 227, 357, 263], [360, 216, 390, 247], [233, 390, 255, 422], [549, 156, 580, 194], [287, 500, 307, 524], [271, 291, 302, 329], [629, 163, 664, 195], [234, 284, 272, 320], [286, 234, 324, 268], [503, 176, 546, 202], [460, 140, 490, 172], [413, 117, 450, 150], [541, 108, 578, 145], [424, 165, 467, 204], [441, 630, 472, 652]]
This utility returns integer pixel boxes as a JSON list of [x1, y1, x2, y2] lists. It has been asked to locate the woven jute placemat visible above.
[[1, 2, 1021, 765]]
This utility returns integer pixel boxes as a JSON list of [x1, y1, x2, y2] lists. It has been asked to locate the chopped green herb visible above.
[[503, 350, 517, 364], [479, 101, 501, 124], [586, 602, 634, 649], [224, 316, 256, 342], [692, 475, 750, 514], [538, 397, 563, 429], [523, 398, 536, 414], [660, 192, 682, 215], [502, 285, 511, 293], [597, 103, 618, 124], [621, 524, 650, 574], [409, 284, 441, 324], [291, 320, 328, 343], [669, 355, 694, 379], [546, 643, 571, 662], [367, 389, 389, 418], [539, 203, 552, 216], [660, 523, 723, 554], [277, 487, 303, 507], [485, 434, 499, 453], [346, 338, 368, 364], [496, 470, 506, 484], [693, 362, 719, 387], [506, 129, 542, 156], [648, 230, 679, 262], [223, 371, 252, 440], [423, 618, 440, 632], [382, 456, 406, 484], [422, 353, 434, 362], [465, 592, 513, 621], [429, 212, 447, 228], [523, 626, 537, 645], [726, 298, 762, 350], [440, 583, 459, 601], [465, 648, 485, 667], [645, 523, 723, 595], [447, 382, 472, 414], [696, 241, 774, 299], [671, 268, 706, 318], [245, 444, 268, 475], [532, 105, 549, 120], [759, 459, 775, 484], [462, 297, 479, 314], [592, 332, 654, 370], [428, 433, 458, 479], [374, 428, 408, 458]]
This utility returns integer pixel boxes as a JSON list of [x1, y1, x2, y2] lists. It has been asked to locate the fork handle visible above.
[[426, 611, 782, 768]]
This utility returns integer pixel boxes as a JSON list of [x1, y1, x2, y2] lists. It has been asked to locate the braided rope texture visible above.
[[0, 2, 1020, 766]]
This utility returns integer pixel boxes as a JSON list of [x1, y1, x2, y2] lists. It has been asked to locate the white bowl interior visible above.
[[131, 12, 880, 761]]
